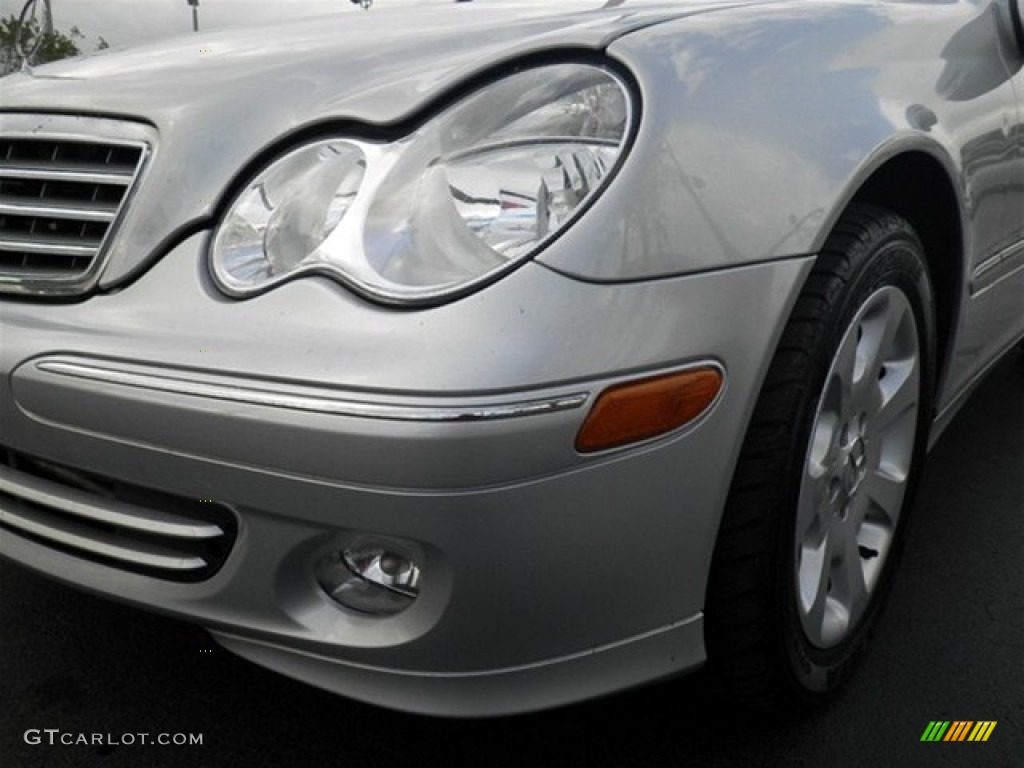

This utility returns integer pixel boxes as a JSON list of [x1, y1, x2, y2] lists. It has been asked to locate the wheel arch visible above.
[[841, 150, 965, 415]]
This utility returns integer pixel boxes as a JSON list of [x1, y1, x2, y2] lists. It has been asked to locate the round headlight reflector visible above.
[[213, 140, 366, 291]]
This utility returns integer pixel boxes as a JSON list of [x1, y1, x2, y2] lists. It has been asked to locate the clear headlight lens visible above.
[[211, 62, 634, 305]]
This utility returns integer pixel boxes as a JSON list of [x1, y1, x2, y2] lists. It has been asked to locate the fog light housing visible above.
[[316, 544, 422, 616]]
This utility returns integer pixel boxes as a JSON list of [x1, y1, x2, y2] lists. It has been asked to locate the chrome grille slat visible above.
[[0, 238, 99, 256], [0, 194, 119, 215], [0, 166, 135, 185], [0, 259, 92, 276], [0, 133, 146, 292], [0, 448, 237, 582], [0, 503, 208, 572], [0, 464, 224, 540], [0, 201, 117, 222]]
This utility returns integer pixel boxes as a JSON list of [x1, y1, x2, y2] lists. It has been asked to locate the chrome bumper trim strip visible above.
[[35, 359, 591, 423]]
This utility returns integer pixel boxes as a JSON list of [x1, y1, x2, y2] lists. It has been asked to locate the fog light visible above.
[[316, 544, 421, 616]]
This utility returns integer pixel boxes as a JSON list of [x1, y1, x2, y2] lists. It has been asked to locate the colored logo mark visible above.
[[920, 721, 997, 742]]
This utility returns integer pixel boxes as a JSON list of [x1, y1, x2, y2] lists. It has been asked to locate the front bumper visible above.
[[0, 232, 812, 715]]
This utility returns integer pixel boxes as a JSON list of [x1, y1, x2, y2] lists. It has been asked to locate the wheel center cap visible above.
[[843, 436, 867, 495]]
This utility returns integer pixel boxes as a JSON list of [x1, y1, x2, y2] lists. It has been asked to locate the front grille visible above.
[[0, 448, 237, 583], [0, 137, 145, 287]]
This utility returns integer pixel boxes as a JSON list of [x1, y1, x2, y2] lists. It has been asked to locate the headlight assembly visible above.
[[210, 62, 635, 305]]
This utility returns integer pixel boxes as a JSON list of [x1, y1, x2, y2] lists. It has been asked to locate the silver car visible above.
[[1, 0, 1022, 716]]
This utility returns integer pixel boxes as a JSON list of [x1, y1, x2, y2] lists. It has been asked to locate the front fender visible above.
[[539, 0, 1016, 280]]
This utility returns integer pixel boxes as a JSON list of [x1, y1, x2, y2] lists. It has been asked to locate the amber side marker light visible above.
[[576, 367, 724, 453]]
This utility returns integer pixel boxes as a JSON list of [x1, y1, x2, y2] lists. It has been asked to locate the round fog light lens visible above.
[[316, 544, 421, 616]]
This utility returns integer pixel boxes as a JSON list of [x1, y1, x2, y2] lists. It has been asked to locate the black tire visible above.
[[705, 204, 937, 711]]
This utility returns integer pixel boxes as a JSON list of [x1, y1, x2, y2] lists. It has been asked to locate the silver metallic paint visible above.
[[0, 0, 1022, 715]]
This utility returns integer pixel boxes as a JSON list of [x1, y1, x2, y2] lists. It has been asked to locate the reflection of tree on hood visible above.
[[0, 5, 108, 75], [938, 8, 1021, 101], [0, 15, 75, 74]]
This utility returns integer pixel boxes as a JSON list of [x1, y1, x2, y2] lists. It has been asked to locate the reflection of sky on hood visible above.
[[0, 0, 408, 48], [0, 0, 615, 49]]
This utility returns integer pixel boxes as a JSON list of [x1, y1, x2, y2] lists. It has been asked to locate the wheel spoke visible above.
[[863, 294, 901, 383], [832, 330, 859, 419], [857, 519, 890, 594], [796, 466, 831, 547], [800, 532, 833, 635], [820, 593, 850, 646], [861, 467, 906, 524], [806, 408, 839, 477], [839, 523, 869, 621], [874, 357, 919, 434], [849, 303, 888, 416]]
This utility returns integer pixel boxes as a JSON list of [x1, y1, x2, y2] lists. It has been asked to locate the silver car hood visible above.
[[0, 1, 755, 287], [1, 2, 718, 121]]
